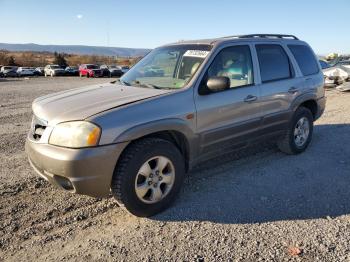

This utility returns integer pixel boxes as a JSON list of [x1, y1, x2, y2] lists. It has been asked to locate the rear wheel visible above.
[[277, 106, 313, 154], [111, 138, 185, 217]]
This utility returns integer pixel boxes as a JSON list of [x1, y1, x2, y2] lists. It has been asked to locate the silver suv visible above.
[[26, 34, 325, 217]]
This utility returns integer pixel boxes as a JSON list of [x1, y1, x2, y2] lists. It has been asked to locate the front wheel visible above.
[[277, 107, 313, 154], [111, 138, 185, 217]]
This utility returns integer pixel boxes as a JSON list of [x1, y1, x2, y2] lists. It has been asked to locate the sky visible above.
[[0, 0, 349, 55]]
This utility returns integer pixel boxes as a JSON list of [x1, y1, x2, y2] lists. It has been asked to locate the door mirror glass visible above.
[[207, 76, 230, 92]]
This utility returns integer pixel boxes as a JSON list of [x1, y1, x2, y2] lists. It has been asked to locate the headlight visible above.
[[49, 121, 101, 148]]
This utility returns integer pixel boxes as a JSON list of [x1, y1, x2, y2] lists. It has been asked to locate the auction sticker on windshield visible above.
[[183, 50, 210, 58]]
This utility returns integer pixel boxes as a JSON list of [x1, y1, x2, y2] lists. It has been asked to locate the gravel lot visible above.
[[0, 77, 350, 261]]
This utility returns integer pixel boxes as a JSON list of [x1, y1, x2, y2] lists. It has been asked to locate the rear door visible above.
[[194, 44, 261, 156], [254, 43, 303, 133]]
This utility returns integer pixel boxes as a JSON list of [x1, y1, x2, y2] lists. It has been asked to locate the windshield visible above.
[[120, 44, 212, 89], [87, 65, 99, 69]]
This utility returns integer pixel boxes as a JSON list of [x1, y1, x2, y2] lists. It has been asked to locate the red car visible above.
[[79, 64, 103, 78]]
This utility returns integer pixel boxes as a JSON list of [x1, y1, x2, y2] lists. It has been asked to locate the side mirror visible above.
[[206, 76, 230, 92]]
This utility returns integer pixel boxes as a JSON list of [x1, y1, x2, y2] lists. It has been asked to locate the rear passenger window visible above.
[[288, 45, 319, 76], [256, 44, 293, 83]]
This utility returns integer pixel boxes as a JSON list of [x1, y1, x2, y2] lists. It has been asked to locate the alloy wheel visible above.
[[134, 156, 175, 204]]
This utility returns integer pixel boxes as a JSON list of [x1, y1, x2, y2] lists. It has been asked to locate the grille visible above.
[[31, 115, 47, 141]]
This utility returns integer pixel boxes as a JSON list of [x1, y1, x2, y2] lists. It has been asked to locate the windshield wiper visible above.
[[133, 80, 161, 89], [115, 79, 131, 86]]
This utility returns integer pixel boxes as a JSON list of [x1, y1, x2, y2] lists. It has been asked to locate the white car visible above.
[[44, 64, 65, 77], [16, 67, 35, 77]]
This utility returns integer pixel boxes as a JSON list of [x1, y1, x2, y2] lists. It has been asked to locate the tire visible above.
[[86, 73, 90, 78], [111, 138, 185, 217], [277, 106, 313, 155]]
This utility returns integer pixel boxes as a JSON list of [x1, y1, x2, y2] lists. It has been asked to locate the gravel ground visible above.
[[0, 77, 350, 261]]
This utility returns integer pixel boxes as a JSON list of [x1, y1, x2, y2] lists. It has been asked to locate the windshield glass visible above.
[[120, 44, 212, 89], [87, 65, 98, 69]]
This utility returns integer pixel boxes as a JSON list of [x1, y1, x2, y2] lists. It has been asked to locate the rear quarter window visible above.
[[288, 45, 319, 76], [256, 44, 293, 83]]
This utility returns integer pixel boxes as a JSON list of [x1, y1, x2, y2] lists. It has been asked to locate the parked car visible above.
[[17, 67, 35, 77], [144, 66, 165, 77], [1, 66, 18, 77], [44, 65, 66, 77], [320, 60, 350, 87], [319, 60, 330, 70], [34, 67, 44, 76], [100, 65, 123, 77], [26, 34, 325, 217], [65, 66, 79, 76], [334, 60, 350, 70], [121, 66, 130, 74], [79, 64, 102, 78]]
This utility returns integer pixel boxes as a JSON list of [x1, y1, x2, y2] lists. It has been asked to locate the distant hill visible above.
[[0, 43, 151, 57]]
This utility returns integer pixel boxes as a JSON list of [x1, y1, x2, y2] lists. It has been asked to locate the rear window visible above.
[[288, 45, 319, 76], [87, 65, 98, 69], [256, 44, 293, 83]]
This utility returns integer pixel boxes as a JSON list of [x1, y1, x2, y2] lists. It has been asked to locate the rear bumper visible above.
[[25, 137, 128, 197], [315, 96, 326, 120]]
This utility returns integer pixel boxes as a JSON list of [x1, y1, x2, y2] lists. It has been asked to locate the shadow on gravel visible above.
[[0, 78, 22, 82], [155, 124, 350, 224]]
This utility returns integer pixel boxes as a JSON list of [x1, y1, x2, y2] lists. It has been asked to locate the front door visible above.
[[194, 45, 261, 156]]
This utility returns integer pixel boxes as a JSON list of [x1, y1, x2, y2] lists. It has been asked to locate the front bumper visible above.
[[25, 138, 128, 197], [54, 71, 66, 76]]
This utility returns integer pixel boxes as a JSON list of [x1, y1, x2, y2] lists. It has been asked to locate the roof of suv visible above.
[[164, 34, 305, 47]]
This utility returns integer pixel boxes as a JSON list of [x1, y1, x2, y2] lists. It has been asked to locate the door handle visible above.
[[244, 95, 257, 102], [288, 87, 298, 94]]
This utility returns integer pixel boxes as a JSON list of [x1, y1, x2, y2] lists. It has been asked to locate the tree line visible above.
[[0, 50, 141, 67]]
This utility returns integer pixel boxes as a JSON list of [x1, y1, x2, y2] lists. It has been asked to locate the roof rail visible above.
[[222, 34, 299, 40]]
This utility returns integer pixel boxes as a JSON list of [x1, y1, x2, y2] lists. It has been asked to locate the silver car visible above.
[[26, 34, 325, 217], [1, 66, 18, 77]]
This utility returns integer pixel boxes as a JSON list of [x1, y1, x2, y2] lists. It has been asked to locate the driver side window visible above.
[[207, 45, 254, 89]]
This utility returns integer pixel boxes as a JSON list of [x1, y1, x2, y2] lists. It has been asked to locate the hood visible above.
[[32, 82, 171, 125]]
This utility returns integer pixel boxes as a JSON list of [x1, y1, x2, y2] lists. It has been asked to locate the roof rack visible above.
[[222, 34, 299, 40]]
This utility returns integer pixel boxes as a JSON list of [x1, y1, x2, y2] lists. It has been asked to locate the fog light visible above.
[[54, 175, 74, 191]]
